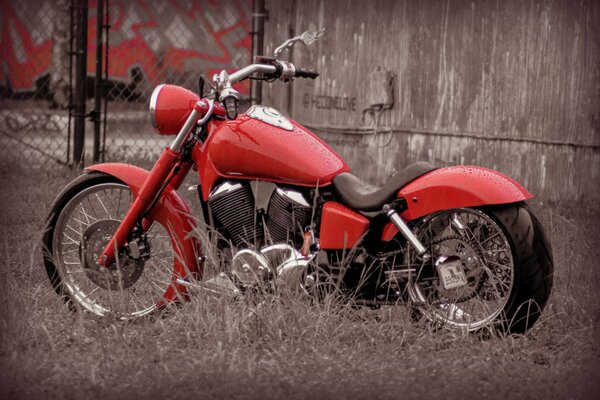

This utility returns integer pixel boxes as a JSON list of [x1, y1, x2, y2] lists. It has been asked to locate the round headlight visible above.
[[149, 84, 199, 135]]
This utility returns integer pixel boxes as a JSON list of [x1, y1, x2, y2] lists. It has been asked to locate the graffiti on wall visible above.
[[0, 0, 252, 96], [0, 1, 54, 93]]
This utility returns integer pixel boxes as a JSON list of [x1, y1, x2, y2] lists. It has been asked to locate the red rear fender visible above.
[[398, 166, 532, 220], [85, 163, 202, 293], [381, 166, 532, 241]]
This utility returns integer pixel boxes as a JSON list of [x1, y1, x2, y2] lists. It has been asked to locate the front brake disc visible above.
[[80, 219, 145, 290]]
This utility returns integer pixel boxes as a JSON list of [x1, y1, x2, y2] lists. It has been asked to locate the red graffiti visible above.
[[0, 1, 52, 91], [0, 0, 251, 94]]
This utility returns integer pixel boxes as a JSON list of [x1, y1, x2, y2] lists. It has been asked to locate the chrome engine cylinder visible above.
[[208, 181, 263, 247], [266, 187, 312, 245]]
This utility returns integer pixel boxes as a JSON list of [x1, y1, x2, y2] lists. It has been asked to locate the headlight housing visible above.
[[149, 84, 199, 135]]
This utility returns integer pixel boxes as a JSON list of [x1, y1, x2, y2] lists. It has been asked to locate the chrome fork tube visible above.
[[170, 107, 200, 152]]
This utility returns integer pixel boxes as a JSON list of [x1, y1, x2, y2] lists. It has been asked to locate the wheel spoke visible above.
[[77, 205, 98, 224], [70, 217, 90, 228], [147, 275, 173, 289], [104, 189, 120, 219], [65, 223, 84, 236], [116, 188, 123, 215], [144, 277, 166, 293], [95, 192, 111, 219], [61, 232, 80, 246], [151, 256, 174, 275], [477, 232, 501, 247], [128, 287, 149, 310]]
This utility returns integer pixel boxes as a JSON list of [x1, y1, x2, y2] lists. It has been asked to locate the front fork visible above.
[[98, 148, 182, 266], [98, 101, 207, 267]]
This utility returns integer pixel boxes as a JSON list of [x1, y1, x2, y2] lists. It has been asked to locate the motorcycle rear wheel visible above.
[[42, 173, 177, 318], [407, 203, 553, 334]]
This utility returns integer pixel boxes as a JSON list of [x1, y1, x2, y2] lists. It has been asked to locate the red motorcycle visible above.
[[43, 30, 553, 333]]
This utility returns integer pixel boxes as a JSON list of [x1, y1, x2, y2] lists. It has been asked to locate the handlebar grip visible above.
[[295, 68, 319, 79], [223, 96, 238, 120]]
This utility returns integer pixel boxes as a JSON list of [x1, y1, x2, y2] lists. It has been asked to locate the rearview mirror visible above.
[[300, 28, 325, 45], [273, 28, 325, 58]]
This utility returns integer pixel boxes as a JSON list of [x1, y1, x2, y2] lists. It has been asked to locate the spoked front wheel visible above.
[[43, 173, 178, 318], [407, 204, 553, 334]]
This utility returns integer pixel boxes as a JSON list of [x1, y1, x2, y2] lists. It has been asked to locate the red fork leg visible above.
[[166, 161, 192, 191], [139, 161, 192, 232], [98, 147, 179, 266]]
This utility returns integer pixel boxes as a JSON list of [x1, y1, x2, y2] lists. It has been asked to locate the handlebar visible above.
[[211, 61, 319, 121], [227, 62, 319, 85], [211, 28, 323, 121], [294, 68, 319, 79], [229, 64, 277, 84]]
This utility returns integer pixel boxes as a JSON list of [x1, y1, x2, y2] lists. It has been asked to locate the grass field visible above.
[[0, 161, 599, 399]]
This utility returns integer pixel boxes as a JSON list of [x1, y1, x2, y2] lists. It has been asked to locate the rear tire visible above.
[[489, 203, 554, 333], [407, 203, 553, 334]]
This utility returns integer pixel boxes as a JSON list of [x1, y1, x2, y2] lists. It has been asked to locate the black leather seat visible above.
[[332, 162, 437, 211]]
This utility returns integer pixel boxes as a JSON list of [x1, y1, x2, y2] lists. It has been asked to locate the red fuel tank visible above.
[[194, 106, 349, 198]]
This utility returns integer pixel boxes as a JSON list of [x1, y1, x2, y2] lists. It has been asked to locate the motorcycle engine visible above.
[[208, 181, 312, 249]]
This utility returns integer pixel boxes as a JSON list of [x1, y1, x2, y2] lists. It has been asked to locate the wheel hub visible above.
[[80, 219, 145, 290], [430, 236, 486, 303]]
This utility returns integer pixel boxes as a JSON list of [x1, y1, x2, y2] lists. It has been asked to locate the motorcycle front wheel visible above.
[[407, 203, 553, 334], [42, 173, 177, 318]]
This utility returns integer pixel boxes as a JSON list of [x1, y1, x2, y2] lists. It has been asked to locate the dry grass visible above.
[[0, 161, 599, 399]]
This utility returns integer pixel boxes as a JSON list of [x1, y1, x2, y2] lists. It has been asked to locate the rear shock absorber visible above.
[[383, 203, 428, 258]]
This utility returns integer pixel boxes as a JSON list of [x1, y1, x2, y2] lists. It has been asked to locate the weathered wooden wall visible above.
[[261, 0, 600, 204]]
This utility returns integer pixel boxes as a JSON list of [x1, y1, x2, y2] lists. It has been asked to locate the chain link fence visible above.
[[0, 0, 253, 166], [0, 0, 72, 166], [102, 0, 253, 160]]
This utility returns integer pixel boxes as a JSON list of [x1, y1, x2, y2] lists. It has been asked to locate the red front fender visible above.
[[86, 163, 202, 303], [382, 166, 532, 241]]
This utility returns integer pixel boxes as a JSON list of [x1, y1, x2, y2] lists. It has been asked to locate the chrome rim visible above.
[[52, 182, 175, 318], [408, 208, 515, 331]]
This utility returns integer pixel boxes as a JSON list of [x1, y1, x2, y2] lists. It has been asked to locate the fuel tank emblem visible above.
[[246, 105, 294, 131]]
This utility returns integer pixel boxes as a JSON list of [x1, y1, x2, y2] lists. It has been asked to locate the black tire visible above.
[[487, 203, 554, 333], [42, 172, 177, 318], [407, 203, 553, 334]]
